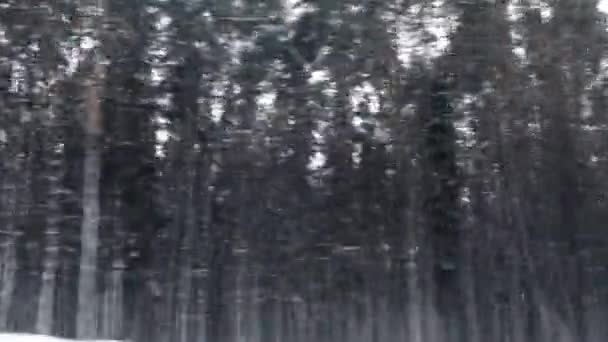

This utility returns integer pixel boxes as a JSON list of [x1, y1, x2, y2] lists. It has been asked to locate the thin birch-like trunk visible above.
[[165, 138, 181, 342], [405, 186, 423, 342], [421, 242, 441, 342], [462, 226, 481, 342], [369, 289, 379, 342], [406, 247, 423, 342], [100, 260, 124, 339], [177, 252, 193, 342], [0, 236, 16, 330], [234, 252, 245, 342], [101, 191, 124, 339], [0, 174, 19, 329], [248, 270, 261, 342], [176, 230, 193, 341], [36, 79, 63, 335], [489, 205, 504, 342], [177, 120, 197, 342], [196, 152, 214, 342], [234, 157, 248, 342], [506, 198, 524, 342], [36, 148, 62, 334]]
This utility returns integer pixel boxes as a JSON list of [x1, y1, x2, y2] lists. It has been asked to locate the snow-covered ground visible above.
[[0, 333, 124, 342]]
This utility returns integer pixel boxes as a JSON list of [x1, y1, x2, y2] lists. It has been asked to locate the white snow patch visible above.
[[80, 36, 97, 50], [350, 82, 380, 114], [599, 0, 608, 14], [309, 151, 326, 170], [396, 0, 458, 67], [0, 333, 125, 342], [155, 15, 172, 30], [156, 129, 169, 144], [308, 69, 329, 85], [282, 0, 314, 24], [537, 1, 553, 22]]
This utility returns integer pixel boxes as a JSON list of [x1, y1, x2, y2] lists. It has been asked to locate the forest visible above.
[[1, 0, 608, 342]]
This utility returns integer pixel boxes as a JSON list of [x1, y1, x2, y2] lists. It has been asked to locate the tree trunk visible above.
[[177, 117, 199, 342], [405, 184, 423, 342], [0, 176, 19, 330], [234, 252, 245, 342], [102, 258, 124, 338], [77, 117, 102, 339], [0, 236, 16, 330], [101, 191, 125, 339], [461, 226, 481, 342], [77, 52, 106, 340], [36, 160, 61, 334], [248, 270, 261, 342], [36, 89, 63, 335]]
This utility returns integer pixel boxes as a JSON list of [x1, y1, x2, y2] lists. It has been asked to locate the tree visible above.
[[421, 73, 463, 342], [75, 0, 107, 338]]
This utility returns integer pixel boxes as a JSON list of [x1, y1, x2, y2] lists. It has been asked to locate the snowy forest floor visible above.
[[0, 333, 124, 342]]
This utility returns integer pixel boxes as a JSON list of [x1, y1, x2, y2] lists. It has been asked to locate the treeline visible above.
[[1, 1, 608, 342]]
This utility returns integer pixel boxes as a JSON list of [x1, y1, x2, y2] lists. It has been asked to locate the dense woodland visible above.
[[1, 0, 608, 341]]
